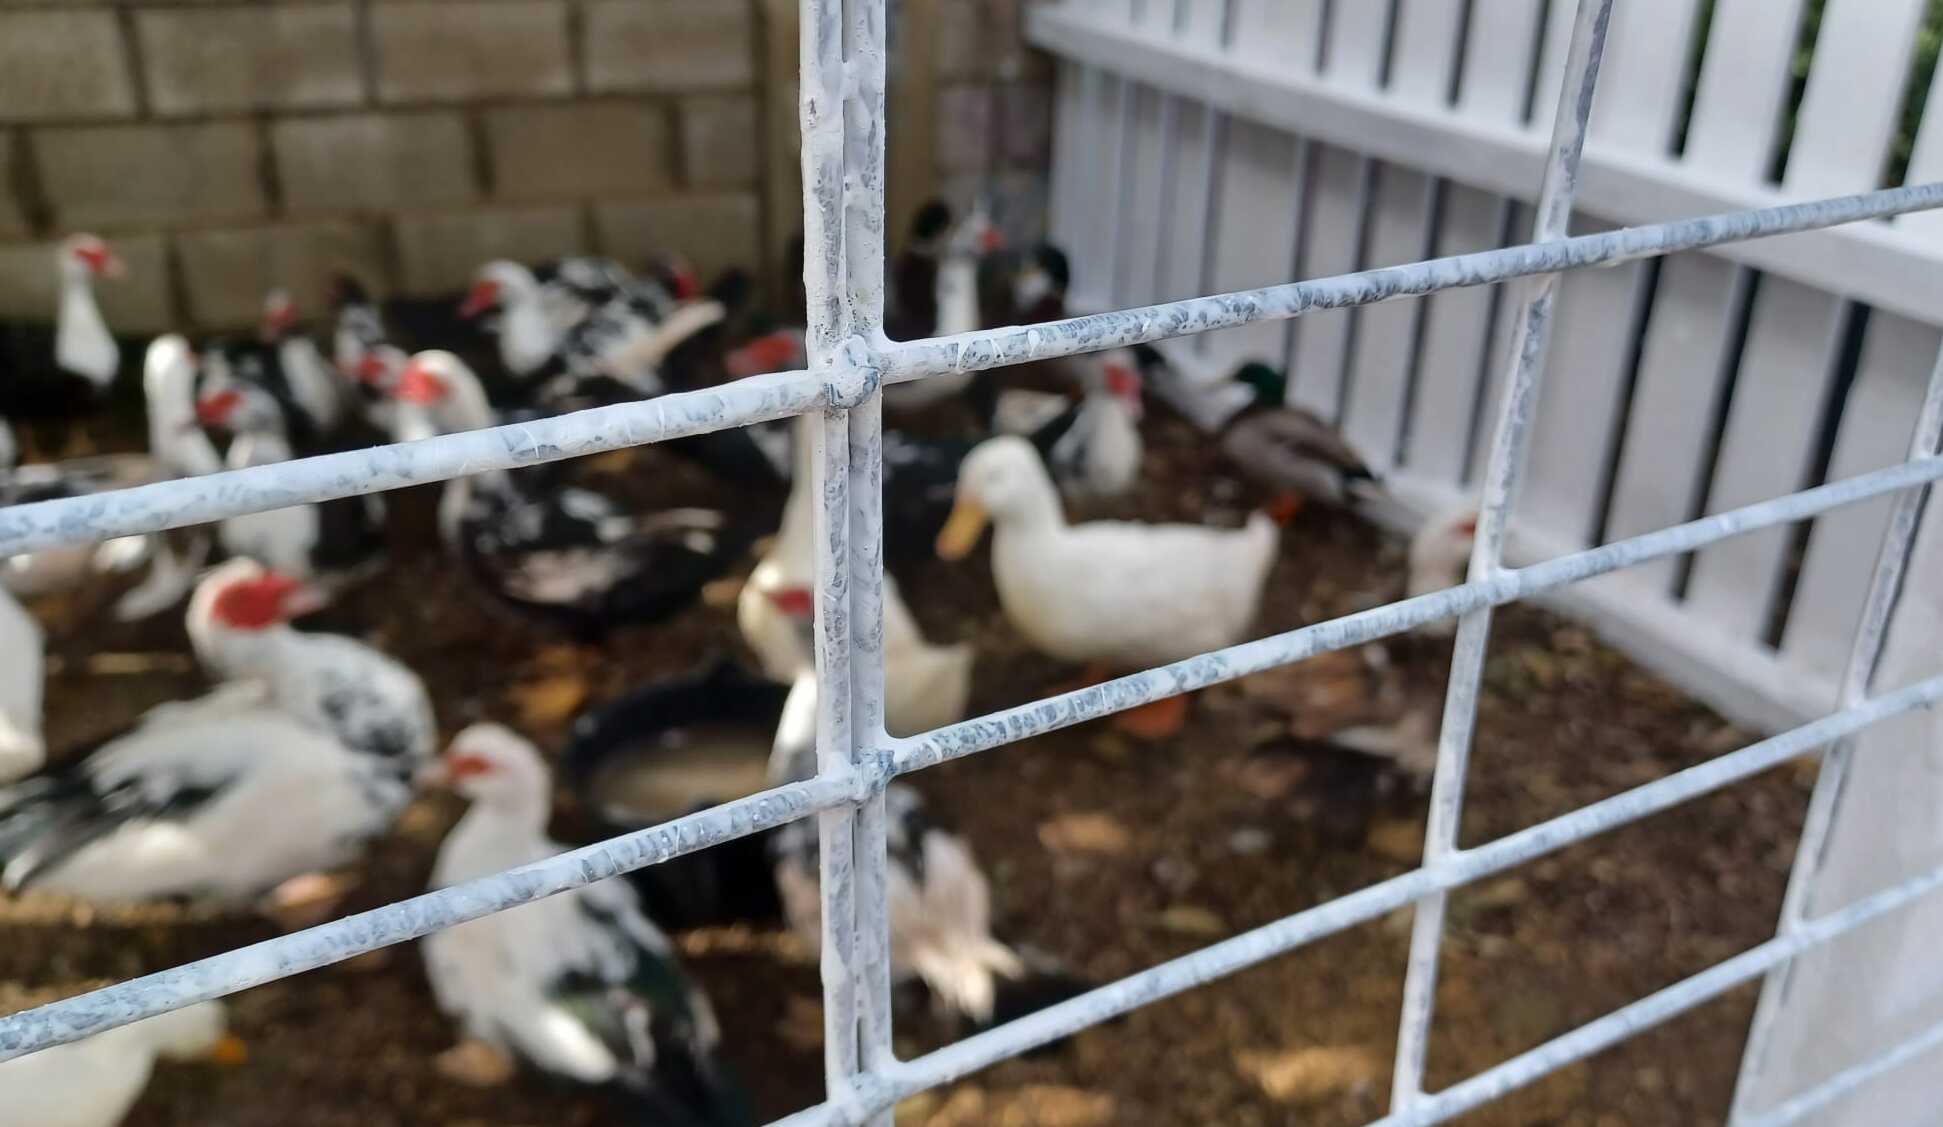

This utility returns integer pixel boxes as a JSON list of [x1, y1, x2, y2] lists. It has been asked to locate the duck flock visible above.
[[0, 209, 1483, 1126]]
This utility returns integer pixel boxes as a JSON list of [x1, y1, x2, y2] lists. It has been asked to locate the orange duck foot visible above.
[[1112, 692, 1192, 741]]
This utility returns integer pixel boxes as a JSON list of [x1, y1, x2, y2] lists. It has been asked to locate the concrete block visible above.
[[275, 112, 477, 213], [374, 1, 571, 103], [935, 0, 988, 81], [0, 234, 171, 334], [935, 83, 994, 175], [585, 0, 753, 93], [136, 6, 362, 115], [394, 204, 584, 296], [36, 121, 264, 229], [999, 80, 1052, 167], [176, 220, 388, 330], [594, 192, 758, 284], [679, 95, 759, 189], [0, 11, 137, 123], [487, 102, 674, 201]]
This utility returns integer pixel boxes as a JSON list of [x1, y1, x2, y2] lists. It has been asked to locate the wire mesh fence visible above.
[[1, 1, 1942, 1124]]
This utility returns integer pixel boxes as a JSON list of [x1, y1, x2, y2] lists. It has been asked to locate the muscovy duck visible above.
[[883, 206, 1001, 413], [736, 412, 972, 736], [328, 274, 409, 433], [53, 233, 124, 400], [0, 586, 45, 782], [0, 562, 430, 905], [419, 724, 752, 1126], [1011, 242, 1072, 325], [0, 999, 244, 1127], [201, 292, 347, 453], [936, 436, 1284, 739], [195, 380, 387, 595], [884, 199, 954, 341], [0, 335, 215, 615], [767, 671, 1092, 1030], [389, 352, 751, 640]]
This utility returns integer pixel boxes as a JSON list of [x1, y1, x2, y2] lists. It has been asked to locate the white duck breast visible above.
[[1047, 393, 1142, 499], [0, 587, 45, 782], [0, 701, 391, 902], [0, 1001, 230, 1127], [884, 214, 988, 411]]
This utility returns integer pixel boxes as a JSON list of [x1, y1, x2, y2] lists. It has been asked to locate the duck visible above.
[[389, 351, 752, 640], [936, 435, 1282, 738], [886, 199, 954, 341], [53, 233, 124, 400], [0, 336, 215, 614], [0, 586, 45, 783], [736, 412, 973, 735], [1027, 349, 1145, 501], [883, 206, 1002, 414], [0, 999, 245, 1127], [1217, 362, 1383, 519], [328, 274, 409, 432], [201, 292, 349, 453], [0, 563, 430, 906], [766, 671, 1091, 1029], [1404, 505, 1478, 638], [459, 260, 582, 379], [186, 557, 436, 771], [195, 380, 387, 595], [1010, 242, 1072, 325], [419, 724, 752, 1125]]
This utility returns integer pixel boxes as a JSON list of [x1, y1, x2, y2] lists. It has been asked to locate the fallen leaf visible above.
[[1365, 817, 1425, 864], [1157, 904, 1227, 937], [1236, 1045, 1381, 1104], [1038, 812, 1133, 855], [509, 673, 589, 729]]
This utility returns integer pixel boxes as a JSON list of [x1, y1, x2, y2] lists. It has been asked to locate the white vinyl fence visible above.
[[0, 1, 1939, 1126]]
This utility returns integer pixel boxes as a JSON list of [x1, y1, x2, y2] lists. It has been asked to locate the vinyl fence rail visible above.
[[3, 2, 1943, 1126]]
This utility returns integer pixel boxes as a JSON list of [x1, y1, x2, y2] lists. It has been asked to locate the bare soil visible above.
[[4, 407, 1808, 1127]]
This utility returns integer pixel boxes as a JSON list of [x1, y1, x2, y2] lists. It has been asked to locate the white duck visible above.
[[0, 1000, 244, 1127], [737, 413, 972, 736], [1035, 349, 1144, 501], [419, 724, 750, 1123], [766, 673, 1085, 1026], [1406, 505, 1478, 637], [459, 260, 581, 378], [883, 207, 999, 413], [256, 289, 346, 438], [937, 435, 1281, 738], [0, 564, 427, 905], [196, 380, 387, 594], [53, 233, 123, 393], [0, 586, 45, 783]]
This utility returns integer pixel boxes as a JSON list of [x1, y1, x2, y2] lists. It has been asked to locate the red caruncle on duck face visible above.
[[209, 572, 311, 631]]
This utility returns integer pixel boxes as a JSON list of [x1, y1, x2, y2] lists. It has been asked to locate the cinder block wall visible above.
[[0, 0, 1051, 334]]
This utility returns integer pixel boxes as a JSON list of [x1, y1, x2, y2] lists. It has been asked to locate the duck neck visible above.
[[934, 255, 981, 337], [768, 669, 820, 784], [991, 473, 1067, 543], [195, 622, 299, 684], [500, 291, 558, 375], [56, 272, 115, 384], [147, 379, 223, 479]]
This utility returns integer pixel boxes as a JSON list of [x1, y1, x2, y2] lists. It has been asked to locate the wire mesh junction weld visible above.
[[3, 449, 1940, 1068], [0, 184, 1937, 561]]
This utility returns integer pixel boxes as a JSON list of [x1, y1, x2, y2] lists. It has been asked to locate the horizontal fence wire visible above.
[[0, 184, 1939, 559], [768, 673, 1943, 1127], [3, 448, 1941, 1063]]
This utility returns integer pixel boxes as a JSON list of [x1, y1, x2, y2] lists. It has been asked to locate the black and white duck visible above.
[[388, 351, 752, 641], [419, 723, 752, 1125], [884, 205, 1002, 413], [0, 562, 431, 906]]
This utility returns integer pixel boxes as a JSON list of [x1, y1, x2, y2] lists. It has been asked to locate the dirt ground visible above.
[[2, 405, 1810, 1127]]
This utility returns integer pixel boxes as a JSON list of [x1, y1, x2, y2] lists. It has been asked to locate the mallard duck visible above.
[[420, 724, 751, 1125], [937, 436, 1281, 738], [737, 413, 973, 735], [0, 1000, 244, 1127], [1219, 362, 1382, 518]]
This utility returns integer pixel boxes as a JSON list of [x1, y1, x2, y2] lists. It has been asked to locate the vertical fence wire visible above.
[[1727, 339, 1943, 1122], [1389, 0, 1615, 1108], [800, 0, 867, 1101]]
